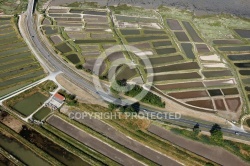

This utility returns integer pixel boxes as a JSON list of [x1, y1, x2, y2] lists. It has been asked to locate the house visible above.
[[45, 93, 65, 110]]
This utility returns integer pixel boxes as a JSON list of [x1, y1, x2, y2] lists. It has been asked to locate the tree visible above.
[[108, 103, 120, 111], [117, 79, 127, 86], [205, 162, 214, 166], [193, 123, 200, 136], [119, 102, 140, 113], [210, 124, 223, 144], [75, 64, 83, 69], [68, 94, 76, 100]]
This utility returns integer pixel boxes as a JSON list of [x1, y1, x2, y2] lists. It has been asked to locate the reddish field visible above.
[[214, 99, 227, 111], [186, 100, 214, 109], [146, 62, 199, 73], [225, 97, 241, 112], [168, 90, 209, 99], [140, 55, 184, 66], [155, 81, 204, 91], [152, 72, 201, 82]]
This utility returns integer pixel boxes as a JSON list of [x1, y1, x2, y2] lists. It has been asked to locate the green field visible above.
[[13, 92, 48, 117], [0, 0, 28, 14], [0, 17, 45, 97], [246, 119, 250, 127], [33, 107, 51, 121]]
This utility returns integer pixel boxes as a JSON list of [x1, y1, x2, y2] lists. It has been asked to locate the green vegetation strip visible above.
[[0, 28, 14, 35], [0, 41, 26, 51], [1, 66, 41, 82], [0, 36, 19, 44], [0, 47, 29, 57], [0, 52, 31, 64], [0, 70, 44, 87], [0, 60, 37, 75]]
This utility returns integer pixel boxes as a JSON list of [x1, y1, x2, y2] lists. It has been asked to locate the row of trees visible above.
[[108, 102, 140, 113], [193, 123, 223, 144]]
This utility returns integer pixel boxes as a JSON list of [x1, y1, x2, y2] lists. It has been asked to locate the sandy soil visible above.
[[1, 115, 23, 133], [56, 74, 107, 107], [200, 54, 220, 61], [160, 94, 230, 125], [203, 63, 226, 68]]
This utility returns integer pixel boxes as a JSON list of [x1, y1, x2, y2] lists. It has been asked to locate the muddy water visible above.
[[182, 21, 203, 42], [0, 133, 50, 166], [166, 19, 183, 30], [181, 43, 195, 59], [20, 126, 89, 166]]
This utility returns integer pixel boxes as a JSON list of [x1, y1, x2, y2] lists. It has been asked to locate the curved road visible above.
[[25, 0, 250, 138]]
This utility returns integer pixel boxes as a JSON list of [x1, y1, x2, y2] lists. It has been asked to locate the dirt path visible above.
[[56, 74, 107, 107]]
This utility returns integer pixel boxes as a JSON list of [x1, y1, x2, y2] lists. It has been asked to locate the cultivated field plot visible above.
[[148, 124, 248, 166], [212, 34, 250, 105], [0, 17, 45, 97], [43, 6, 247, 115], [33, 107, 51, 121], [112, 12, 244, 114], [0, 0, 28, 14], [47, 115, 144, 166], [64, 112, 181, 166], [44, 7, 128, 77], [11, 92, 48, 117], [4, 81, 52, 117], [157, 16, 245, 116]]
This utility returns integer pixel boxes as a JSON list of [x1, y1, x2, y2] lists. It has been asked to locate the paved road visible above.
[[25, 0, 250, 139]]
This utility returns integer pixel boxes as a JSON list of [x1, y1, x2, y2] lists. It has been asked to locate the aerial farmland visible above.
[[0, 17, 45, 97], [1, 0, 250, 165], [36, 3, 250, 122]]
